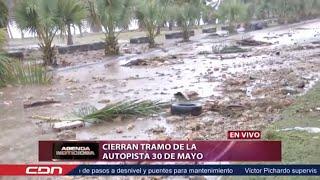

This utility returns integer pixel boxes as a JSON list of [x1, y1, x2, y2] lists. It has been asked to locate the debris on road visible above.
[[213, 45, 248, 54], [237, 39, 272, 46], [123, 56, 183, 67], [171, 103, 202, 116], [53, 121, 84, 132], [57, 130, 76, 140], [174, 91, 199, 101], [149, 126, 166, 134], [24, 99, 61, 108]]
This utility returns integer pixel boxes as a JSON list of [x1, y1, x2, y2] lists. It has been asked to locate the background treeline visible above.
[[0, 0, 319, 66]]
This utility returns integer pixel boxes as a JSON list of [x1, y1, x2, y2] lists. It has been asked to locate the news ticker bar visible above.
[[39, 140, 281, 162], [0, 165, 319, 176]]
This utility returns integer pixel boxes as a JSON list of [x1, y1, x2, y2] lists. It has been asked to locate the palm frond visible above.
[[83, 100, 164, 121]]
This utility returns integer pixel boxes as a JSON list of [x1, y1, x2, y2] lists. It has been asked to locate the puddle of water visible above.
[[280, 127, 320, 133], [252, 20, 320, 46]]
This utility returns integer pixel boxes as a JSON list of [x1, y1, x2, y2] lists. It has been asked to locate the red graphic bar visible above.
[[39, 141, 281, 162], [0, 165, 77, 176]]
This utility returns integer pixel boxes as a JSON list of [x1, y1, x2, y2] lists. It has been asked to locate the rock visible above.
[[281, 87, 298, 95], [23, 99, 61, 109], [185, 131, 205, 140], [186, 122, 202, 131], [130, 37, 150, 44], [166, 116, 183, 123], [266, 106, 273, 113], [57, 130, 76, 140], [302, 75, 314, 80], [156, 135, 172, 141], [214, 119, 224, 125], [280, 80, 289, 87], [174, 91, 199, 101], [98, 99, 111, 104], [185, 91, 199, 100], [227, 78, 247, 86], [150, 126, 166, 134], [45, 97, 54, 101], [127, 124, 135, 130], [297, 81, 306, 88], [116, 128, 124, 134], [202, 27, 217, 33], [0, 92, 3, 96], [165, 31, 195, 39]]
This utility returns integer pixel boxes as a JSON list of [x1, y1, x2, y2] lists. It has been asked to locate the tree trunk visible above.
[[90, 23, 102, 33], [78, 25, 83, 37], [138, 20, 145, 30], [41, 43, 56, 66], [105, 35, 119, 55], [228, 23, 235, 33], [7, 24, 13, 39], [148, 34, 155, 48], [169, 21, 173, 31], [147, 27, 156, 48], [156, 26, 161, 35], [182, 28, 189, 42], [67, 24, 73, 45]]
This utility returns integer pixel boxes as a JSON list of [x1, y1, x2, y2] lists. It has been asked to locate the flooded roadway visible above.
[[1, 19, 320, 164]]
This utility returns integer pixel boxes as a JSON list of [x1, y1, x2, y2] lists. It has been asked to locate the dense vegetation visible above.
[[0, 0, 319, 69]]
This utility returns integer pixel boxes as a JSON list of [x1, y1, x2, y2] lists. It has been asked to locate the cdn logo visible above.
[[26, 166, 63, 175]]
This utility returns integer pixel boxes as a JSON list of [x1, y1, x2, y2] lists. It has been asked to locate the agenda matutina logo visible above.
[[53, 142, 99, 160]]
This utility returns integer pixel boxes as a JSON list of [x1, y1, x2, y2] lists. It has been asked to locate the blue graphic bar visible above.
[[69, 165, 320, 176]]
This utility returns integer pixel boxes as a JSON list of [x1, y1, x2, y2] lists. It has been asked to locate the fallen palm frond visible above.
[[82, 100, 164, 122], [31, 100, 166, 123], [73, 105, 98, 119]]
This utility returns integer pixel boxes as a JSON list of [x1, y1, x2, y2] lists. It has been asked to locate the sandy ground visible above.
[[1, 19, 320, 179]]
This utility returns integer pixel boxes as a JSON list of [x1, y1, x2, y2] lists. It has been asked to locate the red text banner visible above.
[[39, 141, 281, 162]]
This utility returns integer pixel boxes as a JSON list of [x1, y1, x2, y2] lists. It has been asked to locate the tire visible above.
[[171, 103, 202, 116]]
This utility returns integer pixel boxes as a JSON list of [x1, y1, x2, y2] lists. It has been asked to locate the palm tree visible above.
[[0, 0, 9, 87], [170, 0, 204, 41], [254, 0, 276, 19], [0, 0, 8, 49], [84, 0, 102, 33], [136, 0, 169, 48], [57, 0, 87, 45], [15, 0, 60, 66], [218, 0, 249, 32], [0, 0, 8, 28], [95, 0, 133, 55]]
